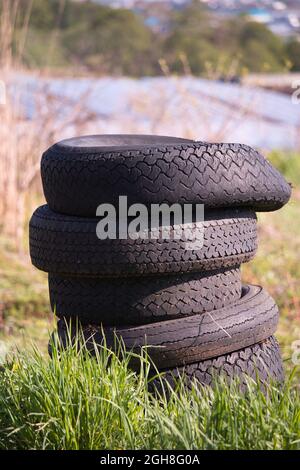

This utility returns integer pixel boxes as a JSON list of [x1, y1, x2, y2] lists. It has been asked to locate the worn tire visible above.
[[151, 336, 284, 391], [41, 135, 291, 217], [54, 285, 279, 368], [30, 206, 257, 277], [49, 268, 242, 325]]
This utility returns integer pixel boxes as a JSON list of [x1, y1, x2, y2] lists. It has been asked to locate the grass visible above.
[[0, 338, 299, 450], [243, 151, 300, 376], [0, 236, 51, 355]]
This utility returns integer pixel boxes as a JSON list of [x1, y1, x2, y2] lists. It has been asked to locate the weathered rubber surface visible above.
[[151, 336, 284, 391], [41, 135, 291, 217], [55, 285, 279, 368], [29, 206, 257, 277], [49, 268, 242, 325]]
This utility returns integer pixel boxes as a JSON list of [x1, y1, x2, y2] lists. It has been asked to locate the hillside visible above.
[[8, 0, 300, 76]]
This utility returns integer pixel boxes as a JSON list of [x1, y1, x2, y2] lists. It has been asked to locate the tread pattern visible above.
[[151, 336, 284, 391], [30, 206, 257, 277], [41, 139, 291, 217], [55, 285, 279, 368], [49, 268, 242, 325]]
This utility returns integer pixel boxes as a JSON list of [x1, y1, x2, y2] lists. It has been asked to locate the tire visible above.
[[41, 135, 291, 217], [49, 268, 242, 325], [151, 336, 284, 391], [29, 206, 257, 277], [54, 285, 279, 369]]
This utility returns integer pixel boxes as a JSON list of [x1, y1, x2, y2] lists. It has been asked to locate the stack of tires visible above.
[[29, 135, 291, 389]]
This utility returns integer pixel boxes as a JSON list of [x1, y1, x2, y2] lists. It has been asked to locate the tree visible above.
[[63, 5, 156, 75], [286, 40, 300, 71], [164, 0, 218, 74], [242, 39, 285, 73], [18, 0, 57, 30], [239, 21, 287, 72]]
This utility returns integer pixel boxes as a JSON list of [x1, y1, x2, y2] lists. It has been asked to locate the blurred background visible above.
[[0, 0, 299, 371]]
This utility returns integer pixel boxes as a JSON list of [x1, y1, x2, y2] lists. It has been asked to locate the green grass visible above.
[[0, 339, 299, 450], [268, 151, 300, 188], [0, 236, 51, 354]]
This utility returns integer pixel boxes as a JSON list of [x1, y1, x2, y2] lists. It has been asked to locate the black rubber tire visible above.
[[151, 336, 284, 391], [49, 268, 242, 325], [41, 135, 291, 217], [29, 206, 257, 277], [54, 285, 279, 369]]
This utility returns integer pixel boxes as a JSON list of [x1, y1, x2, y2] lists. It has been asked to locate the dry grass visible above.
[[0, 79, 98, 248], [0, 1, 98, 249]]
